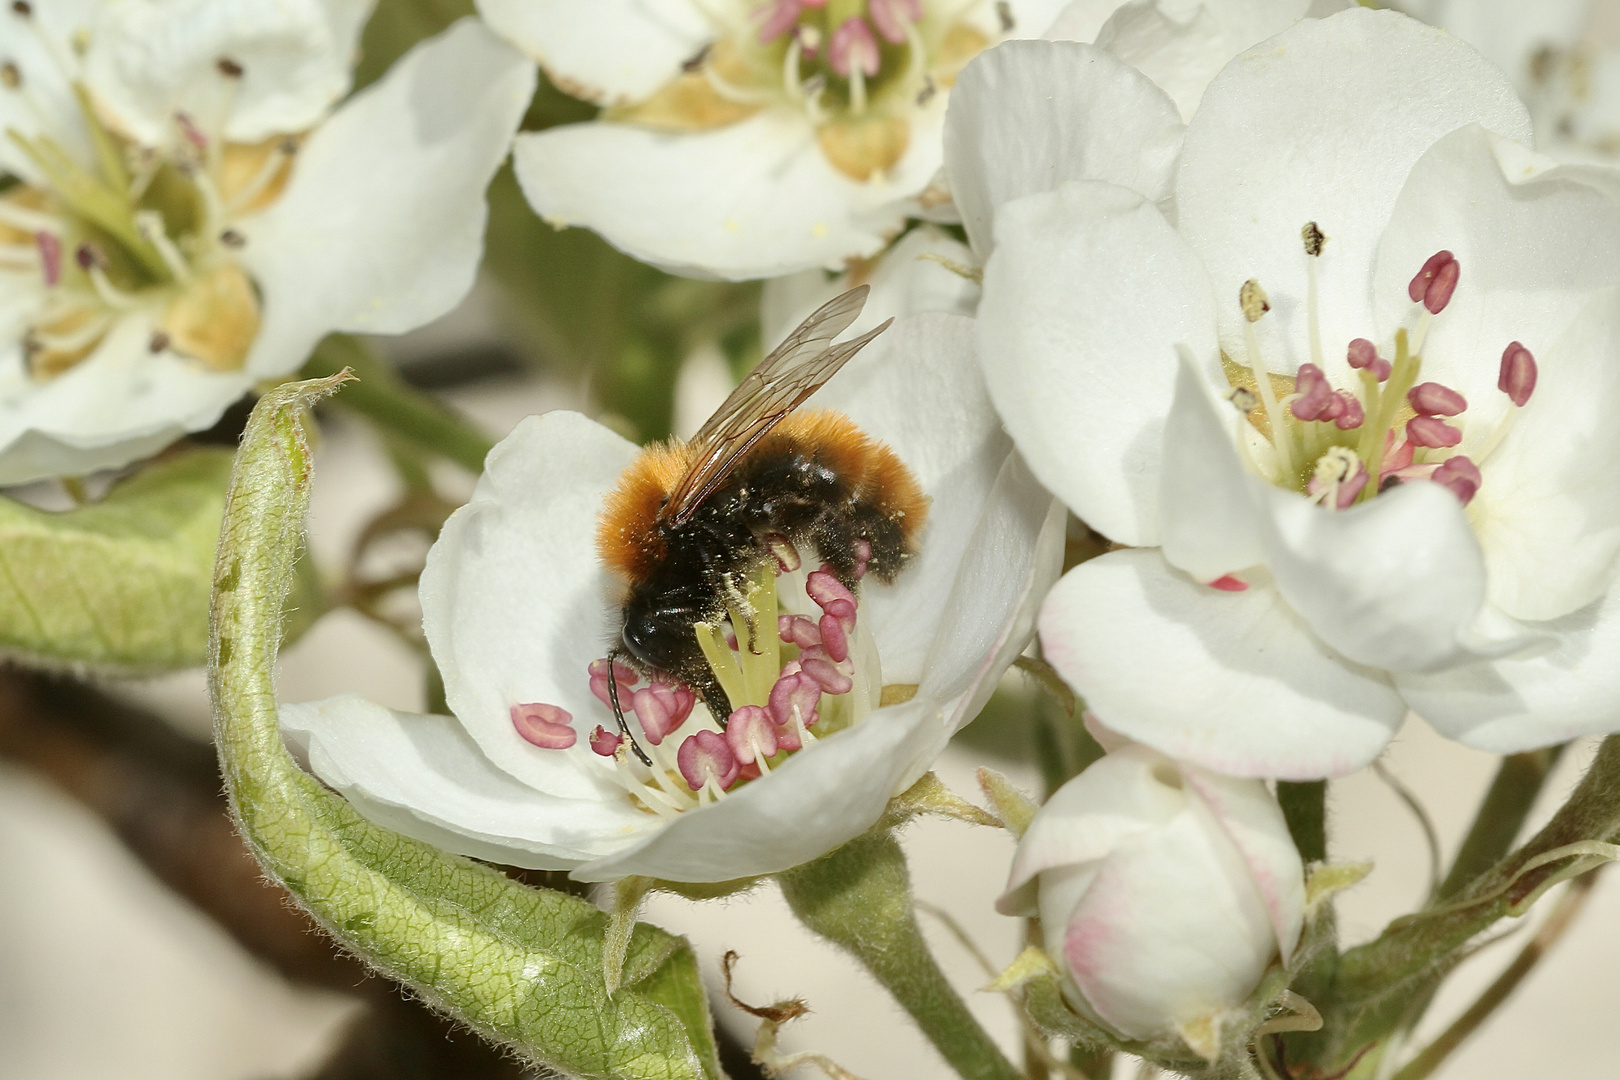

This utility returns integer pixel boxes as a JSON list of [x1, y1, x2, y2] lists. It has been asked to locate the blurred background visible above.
[[2, 1, 1618, 1078]]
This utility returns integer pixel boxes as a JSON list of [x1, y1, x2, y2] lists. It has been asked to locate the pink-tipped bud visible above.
[[726, 705, 780, 765], [1333, 391, 1365, 430], [1409, 250, 1459, 314], [1408, 381, 1467, 417], [868, 0, 920, 43], [1431, 455, 1482, 505], [631, 681, 695, 745], [758, 0, 802, 42], [511, 702, 575, 749], [590, 725, 621, 757], [1290, 364, 1337, 422], [828, 16, 880, 77], [677, 730, 739, 791], [1208, 575, 1248, 592], [1499, 341, 1537, 407], [769, 664, 822, 739], [1406, 415, 1462, 448], [35, 230, 60, 286], [1347, 338, 1391, 381], [588, 657, 639, 711]]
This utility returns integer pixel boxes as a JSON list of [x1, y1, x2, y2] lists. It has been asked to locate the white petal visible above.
[[511, 105, 930, 280], [0, 2, 98, 182], [1397, 583, 1620, 752], [1001, 745, 1186, 913], [239, 19, 535, 378], [1158, 346, 1266, 581], [1391, 0, 1590, 99], [1061, 799, 1278, 1038], [84, 0, 375, 146], [282, 695, 653, 870], [999, 0, 1088, 37], [0, 313, 250, 485], [1040, 551, 1406, 778], [1180, 765, 1304, 956], [475, 0, 711, 106], [1258, 480, 1496, 673], [420, 411, 643, 800], [759, 225, 979, 347], [1175, 7, 1532, 379], [1374, 126, 1620, 621], [978, 180, 1217, 546], [943, 39, 1183, 258], [577, 689, 946, 881], [812, 313, 1033, 681]]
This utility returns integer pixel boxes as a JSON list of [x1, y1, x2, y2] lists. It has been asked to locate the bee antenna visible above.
[[607, 648, 655, 768]]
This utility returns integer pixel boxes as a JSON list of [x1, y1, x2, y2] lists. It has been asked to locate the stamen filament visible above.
[[1355, 329, 1421, 500], [1243, 317, 1297, 481], [1306, 255, 1324, 370]]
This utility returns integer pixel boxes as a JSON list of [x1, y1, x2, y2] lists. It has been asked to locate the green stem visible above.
[[301, 334, 494, 474], [1438, 747, 1564, 900], [778, 832, 1023, 1080], [1278, 780, 1327, 863]]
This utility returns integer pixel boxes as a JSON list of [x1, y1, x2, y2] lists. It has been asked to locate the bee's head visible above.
[[620, 587, 705, 672]]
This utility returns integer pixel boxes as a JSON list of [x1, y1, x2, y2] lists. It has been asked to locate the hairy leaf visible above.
[[208, 376, 721, 1080]]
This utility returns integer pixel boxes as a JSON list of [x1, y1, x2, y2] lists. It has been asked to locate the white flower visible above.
[[281, 281, 1064, 883], [971, 6, 1620, 778], [476, 0, 1077, 280], [0, 3, 535, 484], [997, 740, 1304, 1045], [941, 0, 1338, 263], [1394, 0, 1620, 160]]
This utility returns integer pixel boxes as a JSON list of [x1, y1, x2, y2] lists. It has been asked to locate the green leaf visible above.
[[0, 448, 233, 671], [207, 375, 722, 1080]]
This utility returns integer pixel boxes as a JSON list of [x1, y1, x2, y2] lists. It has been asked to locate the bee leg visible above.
[[688, 669, 734, 730], [605, 650, 654, 767]]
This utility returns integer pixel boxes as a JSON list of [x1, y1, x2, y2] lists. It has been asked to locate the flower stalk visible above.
[[779, 831, 1024, 1080]]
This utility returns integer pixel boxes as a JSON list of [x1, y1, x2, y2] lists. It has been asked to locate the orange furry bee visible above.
[[595, 285, 929, 742]]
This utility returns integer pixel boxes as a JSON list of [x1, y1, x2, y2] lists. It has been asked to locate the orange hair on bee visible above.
[[597, 441, 694, 584], [771, 410, 929, 547]]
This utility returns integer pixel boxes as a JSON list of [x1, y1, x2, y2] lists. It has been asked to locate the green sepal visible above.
[[0, 447, 302, 672], [208, 375, 723, 1080]]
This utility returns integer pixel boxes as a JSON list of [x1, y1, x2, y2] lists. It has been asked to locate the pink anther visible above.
[[779, 613, 822, 649], [1406, 415, 1462, 448], [1431, 455, 1482, 505], [828, 16, 880, 77], [1208, 575, 1248, 592], [35, 231, 59, 286], [1499, 341, 1537, 407], [511, 702, 575, 750], [1408, 382, 1467, 417], [799, 654, 854, 695], [631, 681, 695, 745], [868, 0, 921, 43], [769, 664, 822, 741], [1333, 391, 1364, 430], [174, 110, 208, 150], [1346, 338, 1392, 381], [807, 565, 857, 631], [1381, 430, 1414, 476], [853, 539, 872, 580], [757, 0, 802, 41], [588, 657, 639, 711], [590, 725, 622, 757], [1290, 363, 1338, 422], [725, 705, 779, 765], [1308, 460, 1368, 509], [818, 613, 849, 663], [1408, 250, 1459, 315], [677, 730, 739, 791]]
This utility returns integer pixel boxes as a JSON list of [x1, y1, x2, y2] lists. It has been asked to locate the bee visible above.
[[595, 285, 929, 752]]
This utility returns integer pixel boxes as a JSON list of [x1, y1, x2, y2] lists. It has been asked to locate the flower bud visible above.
[[997, 745, 1303, 1045]]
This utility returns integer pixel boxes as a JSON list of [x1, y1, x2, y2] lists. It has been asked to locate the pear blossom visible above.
[[998, 739, 1304, 1044], [0, 3, 535, 483], [281, 282, 1064, 883], [476, 0, 1079, 280], [1395, 0, 1620, 160], [972, 6, 1620, 778]]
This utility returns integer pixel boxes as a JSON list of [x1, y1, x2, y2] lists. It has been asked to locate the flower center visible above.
[[609, 0, 991, 181], [510, 559, 904, 815], [1222, 226, 1537, 517], [0, 5, 282, 378]]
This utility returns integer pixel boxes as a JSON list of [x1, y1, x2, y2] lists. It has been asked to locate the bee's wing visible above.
[[662, 285, 892, 527]]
